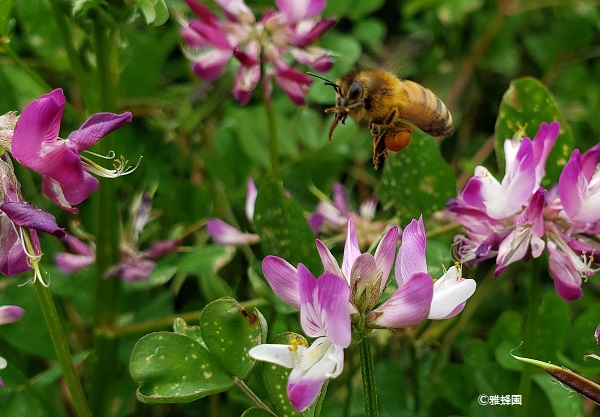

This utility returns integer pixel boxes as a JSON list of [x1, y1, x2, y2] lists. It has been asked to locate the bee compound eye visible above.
[[348, 80, 363, 100]]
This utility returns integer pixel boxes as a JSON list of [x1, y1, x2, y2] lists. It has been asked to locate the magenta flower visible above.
[[182, 0, 335, 105], [449, 121, 600, 300], [0, 154, 65, 280], [10, 89, 133, 213], [249, 264, 350, 412]]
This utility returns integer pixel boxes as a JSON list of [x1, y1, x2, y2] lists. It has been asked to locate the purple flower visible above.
[[249, 264, 350, 412], [55, 192, 179, 281], [182, 0, 335, 105], [0, 154, 65, 280], [558, 142, 600, 224], [308, 182, 388, 249], [449, 121, 600, 300], [10, 89, 133, 213], [367, 217, 476, 327]]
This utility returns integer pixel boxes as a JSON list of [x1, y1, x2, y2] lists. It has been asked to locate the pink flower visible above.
[[10, 89, 132, 213], [250, 265, 350, 412], [449, 121, 600, 301], [182, 0, 335, 105]]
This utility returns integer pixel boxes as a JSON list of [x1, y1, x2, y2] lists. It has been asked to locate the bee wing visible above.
[[358, 31, 433, 79]]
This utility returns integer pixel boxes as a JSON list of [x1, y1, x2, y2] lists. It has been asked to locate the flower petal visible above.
[[245, 178, 257, 222], [248, 343, 298, 369], [373, 225, 399, 291], [206, 218, 259, 246], [369, 272, 433, 328], [342, 218, 361, 279], [0, 305, 25, 325], [0, 202, 66, 238], [395, 217, 426, 286], [276, 0, 326, 21], [67, 112, 132, 151], [547, 241, 583, 301], [55, 252, 95, 274], [262, 255, 300, 309], [429, 271, 476, 319], [315, 239, 344, 278], [298, 265, 350, 347]]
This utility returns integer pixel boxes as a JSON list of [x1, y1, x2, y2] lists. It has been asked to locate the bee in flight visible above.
[[309, 70, 454, 169]]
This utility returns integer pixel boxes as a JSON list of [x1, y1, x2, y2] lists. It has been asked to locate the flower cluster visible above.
[[0, 89, 132, 280], [181, 0, 335, 105], [250, 216, 476, 411], [55, 192, 179, 281], [448, 121, 600, 300]]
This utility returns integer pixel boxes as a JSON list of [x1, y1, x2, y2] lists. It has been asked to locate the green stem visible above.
[[33, 279, 92, 417], [46, 0, 94, 110], [88, 19, 120, 417], [358, 335, 379, 417], [234, 378, 276, 415], [262, 90, 279, 179], [517, 259, 542, 417]]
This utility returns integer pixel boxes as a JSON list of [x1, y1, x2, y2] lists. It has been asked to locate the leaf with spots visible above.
[[130, 332, 233, 403], [254, 181, 321, 272], [241, 407, 275, 417], [173, 318, 203, 344], [262, 332, 318, 417], [380, 132, 456, 221], [495, 77, 574, 186], [201, 297, 267, 379]]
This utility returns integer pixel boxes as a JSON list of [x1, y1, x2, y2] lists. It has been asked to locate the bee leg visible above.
[[372, 131, 388, 170]]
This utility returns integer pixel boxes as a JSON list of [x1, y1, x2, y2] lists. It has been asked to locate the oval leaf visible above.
[[262, 332, 319, 417], [380, 132, 456, 220], [254, 181, 321, 272], [201, 298, 267, 379], [130, 332, 233, 403], [495, 77, 574, 186]]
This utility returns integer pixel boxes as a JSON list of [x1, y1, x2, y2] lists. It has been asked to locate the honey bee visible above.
[[309, 70, 454, 169]]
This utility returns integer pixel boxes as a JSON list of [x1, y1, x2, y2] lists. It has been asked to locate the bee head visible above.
[[308, 72, 362, 140]]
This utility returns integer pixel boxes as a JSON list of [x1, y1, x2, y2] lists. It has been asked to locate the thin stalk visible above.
[[517, 259, 542, 417], [358, 335, 379, 417], [33, 278, 92, 417], [262, 87, 280, 179], [234, 378, 276, 415]]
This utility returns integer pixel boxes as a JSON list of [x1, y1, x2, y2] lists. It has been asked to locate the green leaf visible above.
[[534, 373, 585, 417], [241, 407, 274, 417], [534, 292, 570, 363], [380, 132, 456, 221], [0, 0, 14, 36], [177, 245, 236, 275], [254, 181, 321, 272], [201, 298, 267, 379], [173, 318, 203, 344], [262, 332, 317, 417], [346, 0, 385, 20], [137, 0, 169, 26], [495, 77, 574, 186], [130, 332, 233, 403]]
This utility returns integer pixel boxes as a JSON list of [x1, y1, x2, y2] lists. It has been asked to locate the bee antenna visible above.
[[307, 72, 338, 89]]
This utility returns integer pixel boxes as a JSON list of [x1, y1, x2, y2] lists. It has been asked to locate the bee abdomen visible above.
[[402, 80, 454, 138]]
